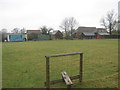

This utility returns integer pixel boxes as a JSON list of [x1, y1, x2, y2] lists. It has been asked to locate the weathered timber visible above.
[[80, 53, 83, 82], [45, 75, 80, 85], [61, 72, 73, 85], [45, 52, 83, 58], [45, 52, 83, 88], [46, 57, 50, 88]]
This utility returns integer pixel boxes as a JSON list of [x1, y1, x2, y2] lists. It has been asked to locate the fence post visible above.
[[80, 53, 83, 83], [46, 56, 50, 88]]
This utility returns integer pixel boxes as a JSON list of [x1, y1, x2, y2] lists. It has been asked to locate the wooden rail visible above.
[[45, 52, 83, 58], [45, 74, 80, 86]]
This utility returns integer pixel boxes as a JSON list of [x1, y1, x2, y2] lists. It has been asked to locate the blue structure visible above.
[[8, 34, 26, 42]]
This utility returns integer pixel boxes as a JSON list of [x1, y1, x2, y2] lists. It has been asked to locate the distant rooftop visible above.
[[27, 30, 41, 34], [51, 30, 61, 35], [76, 26, 97, 33], [82, 32, 95, 36], [97, 28, 108, 33], [98, 33, 110, 35]]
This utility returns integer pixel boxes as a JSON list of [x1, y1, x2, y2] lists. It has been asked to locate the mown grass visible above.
[[2, 39, 118, 88]]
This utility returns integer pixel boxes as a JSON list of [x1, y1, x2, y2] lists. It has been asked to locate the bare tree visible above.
[[40, 26, 53, 35], [59, 18, 69, 37], [19, 28, 26, 34], [11, 28, 20, 34], [100, 10, 117, 36], [60, 17, 78, 39], [69, 17, 78, 36]]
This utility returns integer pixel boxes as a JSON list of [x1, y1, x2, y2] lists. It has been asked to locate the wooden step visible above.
[[61, 72, 73, 85]]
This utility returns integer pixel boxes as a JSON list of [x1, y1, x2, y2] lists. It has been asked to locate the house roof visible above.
[[82, 32, 95, 36], [76, 27, 97, 33], [98, 33, 110, 35], [51, 30, 62, 35], [97, 28, 108, 33], [27, 30, 42, 34], [51, 31, 58, 35]]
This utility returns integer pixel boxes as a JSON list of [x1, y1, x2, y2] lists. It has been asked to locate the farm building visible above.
[[73, 27, 97, 39], [7, 34, 27, 42], [81, 32, 96, 39], [73, 27, 109, 39], [27, 30, 42, 35], [51, 30, 63, 40], [96, 28, 109, 39], [27, 30, 42, 40], [27, 30, 51, 40]]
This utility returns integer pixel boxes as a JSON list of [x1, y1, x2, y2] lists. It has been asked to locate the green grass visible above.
[[2, 39, 118, 88]]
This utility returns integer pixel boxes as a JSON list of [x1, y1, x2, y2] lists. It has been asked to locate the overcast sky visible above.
[[0, 0, 119, 32]]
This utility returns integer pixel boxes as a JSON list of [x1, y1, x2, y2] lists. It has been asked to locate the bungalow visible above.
[[51, 30, 63, 40]]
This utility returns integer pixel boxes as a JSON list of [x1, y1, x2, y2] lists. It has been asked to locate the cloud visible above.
[[0, 0, 118, 32]]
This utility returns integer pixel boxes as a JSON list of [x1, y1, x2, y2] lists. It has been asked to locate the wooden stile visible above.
[[45, 52, 83, 88]]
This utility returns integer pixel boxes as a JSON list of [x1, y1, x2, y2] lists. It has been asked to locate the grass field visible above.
[[2, 39, 118, 88]]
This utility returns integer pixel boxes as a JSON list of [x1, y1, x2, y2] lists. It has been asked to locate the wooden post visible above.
[[46, 56, 50, 88], [80, 53, 83, 83]]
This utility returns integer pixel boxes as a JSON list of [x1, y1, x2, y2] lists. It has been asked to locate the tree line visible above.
[[0, 10, 119, 40]]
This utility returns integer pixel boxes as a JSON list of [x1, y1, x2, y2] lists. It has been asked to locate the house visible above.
[[7, 34, 27, 42], [51, 30, 63, 40], [73, 27, 97, 39], [27, 30, 42, 40], [96, 28, 109, 39]]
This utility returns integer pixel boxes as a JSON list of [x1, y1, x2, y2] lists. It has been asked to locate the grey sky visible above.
[[0, 0, 119, 32]]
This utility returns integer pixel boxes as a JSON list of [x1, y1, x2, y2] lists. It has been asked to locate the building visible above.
[[73, 27, 97, 39], [81, 32, 96, 39], [27, 30, 41, 34], [51, 30, 63, 40], [27, 30, 42, 40], [73, 27, 109, 39], [96, 28, 109, 39]]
